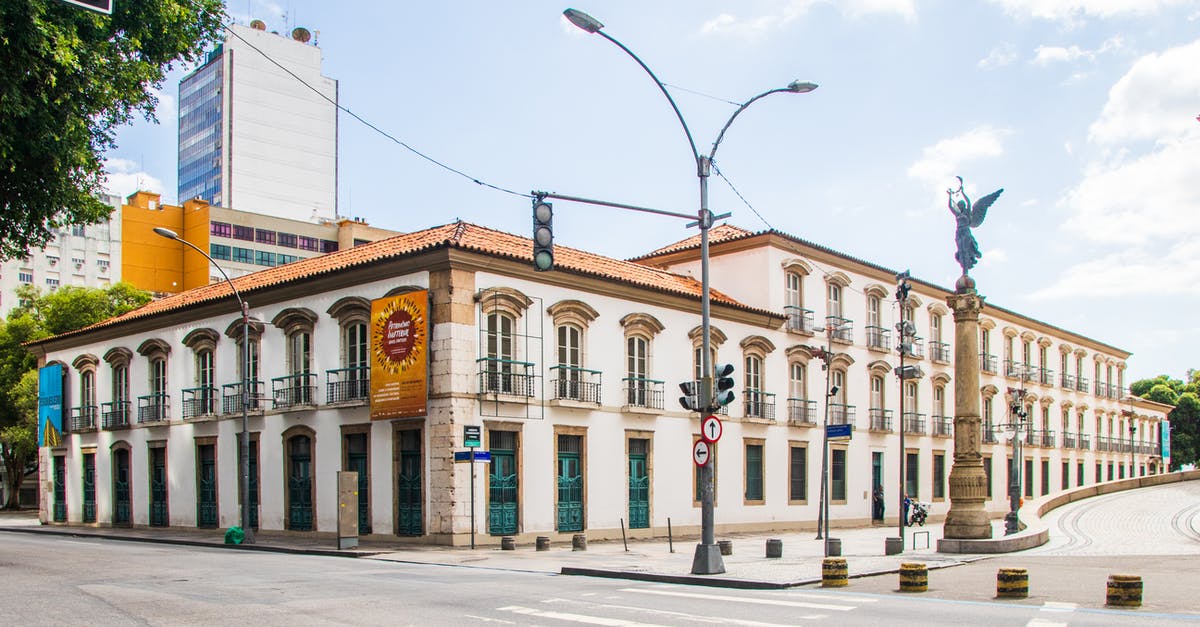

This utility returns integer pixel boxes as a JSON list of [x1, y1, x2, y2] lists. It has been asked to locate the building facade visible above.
[[178, 22, 338, 221], [28, 222, 1169, 543]]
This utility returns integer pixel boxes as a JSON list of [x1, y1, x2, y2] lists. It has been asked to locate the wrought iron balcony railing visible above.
[[182, 387, 218, 418], [1061, 373, 1076, 390], [477, 358, 536, 398], [70, 405, 98, 431], [980, 353, 997, 374], [272, 373, 318, 409], [1004, 359, 1025, 378], [865, 325, 891, 351], [622, 377, 664, 410], [137, 394, 169, 424], [868, 408, 893, 432], [1078, 433, 1091, 450], [1063, 432, 1076, 449], [982, 424, 998, 443], [1096, 436, 1110, 452], [1076, 377, 1089, 393], [550, 365, 602, 404], [101, 401, 130, 429], [743, 390, 776, 420], [326, 367, 369, 404], [933, 415, 953, 437], [222, 380, 266, 414], [1039, 368, 1055, 386], [901, 337, 925, 359], [785, 306, 815, 334], [930, 341, 951, 363], [826, 316, 854, 342], [903, 412, 926, 434], [787, 398, 817, 425], [829, 403, 856, 427]]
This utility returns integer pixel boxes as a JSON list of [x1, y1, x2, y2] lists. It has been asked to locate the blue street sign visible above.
[[454, 450, 493, 462], [473, 450, 491, 462], [826, 423, 853, 441], [454, 451, 472, 462]]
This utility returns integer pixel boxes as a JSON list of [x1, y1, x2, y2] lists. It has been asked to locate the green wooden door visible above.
[[82, 453, 96, 523], [52, 457, 66, 522], [113, 449, 130, 526], [197, 444, 217, 528], [288, 436, 313, 531], [488, 431, 518, 535], [556, 435, 583, 532], [149, 448, 168, 527], [628, 439, 649, 529], [396, 429, 422, 536], [345, 433, 371, 534]]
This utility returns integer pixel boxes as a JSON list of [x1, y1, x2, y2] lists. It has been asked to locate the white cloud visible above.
[[977, 248, 1009, 269], [1032, 36, 1122, 66], [700, 0, 914, 39], [104, 158, 164, 198], [1028, 243, 1200, 298], [907, 126, 1011, 194], [149, 86, 176, 120], [991, 0, 1189, 22], [1088, 39, 1200, 145], [979, 44, 1018, 68]]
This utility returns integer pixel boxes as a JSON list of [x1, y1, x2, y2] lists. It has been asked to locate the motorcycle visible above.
[[907, 500, 929, 527]]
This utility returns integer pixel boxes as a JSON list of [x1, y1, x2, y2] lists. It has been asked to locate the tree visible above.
[[0, 283, 151, 508], [1131, 373, 1200, 471], [0, 0, 225, 260]]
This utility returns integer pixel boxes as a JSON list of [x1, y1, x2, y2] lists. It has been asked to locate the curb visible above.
[[0, 525, 381, 558]]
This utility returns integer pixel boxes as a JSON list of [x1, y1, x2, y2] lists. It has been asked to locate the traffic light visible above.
[[532, 198, 553, 271], [679, 381, 702, 412], [712, 363, 736, 410]]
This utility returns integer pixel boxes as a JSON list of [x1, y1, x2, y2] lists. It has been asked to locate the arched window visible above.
[[744, 354, 764, 417], [827, 283, 842, 319], [273, 308, 318, 408], [328, 296, 371, 402], [104, 348, 132, 429], [137, 339, 170, 423], [548, 300, 599, 402], [183, 329, 219, 417], [284, 429, 315, 531], [225, 317, 265, 412]]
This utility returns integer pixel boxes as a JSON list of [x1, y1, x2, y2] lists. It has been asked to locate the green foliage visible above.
[[0, 0, 225, 260], [1132, 374, 1200, 470], [1145, 383, 1180, 406]]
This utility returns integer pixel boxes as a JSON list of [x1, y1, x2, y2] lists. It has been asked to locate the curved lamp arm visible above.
[[709, 81, 818, 163], [153, 227, 247, 312]]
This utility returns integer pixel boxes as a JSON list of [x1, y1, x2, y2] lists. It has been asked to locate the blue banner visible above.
[[1161, 420, 1171, 462], [38, 364, 63, 447]]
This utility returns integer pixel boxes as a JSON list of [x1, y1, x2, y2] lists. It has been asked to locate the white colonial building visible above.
[[28, 221, 1170, 543]]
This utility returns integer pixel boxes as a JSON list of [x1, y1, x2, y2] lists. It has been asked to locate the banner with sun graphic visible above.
[[370, 290, 429, 420], [38, 363, 64, 447]]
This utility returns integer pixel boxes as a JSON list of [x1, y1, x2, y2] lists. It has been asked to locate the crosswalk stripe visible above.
[[1040, 601, 1078, 613], [620, 588, 856, 612], [1027, 620, 1067, 627], [541, 598, 819, 626], [498, 605, 666, 626]]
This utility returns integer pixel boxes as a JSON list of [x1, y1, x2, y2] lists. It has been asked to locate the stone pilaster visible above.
[[943, 282, 993, 539]]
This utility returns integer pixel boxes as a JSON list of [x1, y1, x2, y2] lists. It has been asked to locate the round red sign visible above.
[[382, 309, 416, 361]]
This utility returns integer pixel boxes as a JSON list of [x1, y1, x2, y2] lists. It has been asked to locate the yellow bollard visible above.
[[1106, 574, 1142, 607], [822, 557, 848, 588], [996, 568, 1029, 599], [899, 562, 928, 592]]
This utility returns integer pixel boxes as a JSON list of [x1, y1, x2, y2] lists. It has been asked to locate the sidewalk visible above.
[[0, 510, 990, 589]]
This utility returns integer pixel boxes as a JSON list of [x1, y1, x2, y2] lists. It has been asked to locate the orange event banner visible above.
[[370, 290, 429, 420]]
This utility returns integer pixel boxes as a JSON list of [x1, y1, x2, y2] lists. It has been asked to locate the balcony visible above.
[[983, 424, 998, 443], [137, 394, 169, 424], [743, 390, 776, 420], [70, 405, 98, 432], [272, 373, 318, 409], [829, 403, 856, 427], [826, 316, 854, 343], [1023, 429, 1039, 447], [930, 341, 951, 363], [785, 306, 815, 334], [222, 380, 265, 414], [979, 353, 997, 374], [900, 337, 925, 359], [622, 377, 664, 410], [477, 358, 536, 398], [868, 408, 893, 432], [1076, 377, 1089, 394], [326, 367, 369, 404], [902, 412, 926, 434], [1077, 433, 1091, 450], [1004, 359, 1024, 379], [549, 366, 602, 404], [787, 398, 817, 425], [1038, 429, 1056, 448], [933, 415, 953, 437], [1039, 368, 1055, 386], [1061, 373, 1076, 390], [1096, 436, 1110, 452], [1063, 432, 1076, 449], [182, 387, 218, 419], [865, 325, 892, 351], [101, 401, 130, 429]]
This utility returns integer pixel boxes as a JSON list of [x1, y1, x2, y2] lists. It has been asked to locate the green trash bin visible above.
[[224, 526, 245, 545]]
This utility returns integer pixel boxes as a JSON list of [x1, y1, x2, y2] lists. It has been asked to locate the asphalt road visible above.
[[4, 533, 1199, 626]]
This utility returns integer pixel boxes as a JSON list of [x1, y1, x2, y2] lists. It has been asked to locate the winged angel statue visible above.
[[948, 176, 1003, 278]]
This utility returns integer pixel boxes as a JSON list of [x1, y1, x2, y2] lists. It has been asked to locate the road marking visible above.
[[463, 615, 516, 624], [620, 588, 856, 612], [781, 591, 880, 603], [539, 597, 818, 625], [498, 605, 666, 626], [1040, 602, 1077, 613], [1026, 620, 1067, 627]]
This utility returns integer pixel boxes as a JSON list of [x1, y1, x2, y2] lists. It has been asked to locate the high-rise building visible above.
[[178, 22, 337, 222]]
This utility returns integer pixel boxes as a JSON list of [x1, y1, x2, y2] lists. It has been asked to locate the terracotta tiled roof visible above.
[[636, 224, 754, 259], [35, 222, 770, 344]]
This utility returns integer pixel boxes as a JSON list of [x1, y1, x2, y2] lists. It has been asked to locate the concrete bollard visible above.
[[996, 568, 1029, 599], [825, 537, 842, 557], [765, 538, 783, 558], [572, 534, 587, 551], [885, 536, 903, 555], [1106, 574, 1143, 607], [822, 557, 848, 588], [536, 536, 550, 551], [718, 539, 733, 556], [899, 562, 928, 592], [501, 536, 516, 551]]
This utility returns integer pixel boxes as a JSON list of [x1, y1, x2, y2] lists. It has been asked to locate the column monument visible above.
[[943, 177, 1002, 540]]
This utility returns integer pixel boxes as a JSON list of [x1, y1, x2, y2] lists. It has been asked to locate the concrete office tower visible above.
[[178, 22, 337, 222]]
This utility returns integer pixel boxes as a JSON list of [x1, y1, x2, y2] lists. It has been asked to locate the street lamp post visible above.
[[561, 8, 817, 575], [803, 323, 839, 554], [1002, 380, 1029, 535], [154, 227, 255, 544]]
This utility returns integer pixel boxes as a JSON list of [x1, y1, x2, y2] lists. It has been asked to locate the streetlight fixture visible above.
[[1000, 376, 1031, 535], [154, 226, 255, 544], [560, 7, 817, 575]]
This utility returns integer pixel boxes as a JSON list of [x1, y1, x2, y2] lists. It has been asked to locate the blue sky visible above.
[[104, 0, 1200, 383]]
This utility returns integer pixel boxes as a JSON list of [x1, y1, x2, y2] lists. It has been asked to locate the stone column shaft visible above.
[[943, 286, 992, 539]]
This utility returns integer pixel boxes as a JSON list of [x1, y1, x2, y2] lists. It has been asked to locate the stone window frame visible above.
[[479, 287, 533, 370], [824, 271, 851, 319], [863, 284, 889, 330], [272, 307, 318, 378], [739, 335, 776, 417], [620, 312, 664, 383], [867, 360, 891, 413], [688, 325, 726, 380], [103, 347, 132, 408], [327, 296, 371, 371], [787, 440, 809, 505], [742, 437, 766, 506], [930, 373, 951, 418], [224, 316, 266, 382], [927, 303, 950, 345], [781, 258, 812, 310], [548, 299, 599, 375], [72, 353, 99, 410], [784, 345, 813, 401], [182, 328, 220, 394], [137, 339, 171, 400]]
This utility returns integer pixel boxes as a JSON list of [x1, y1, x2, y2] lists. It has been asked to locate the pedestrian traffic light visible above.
[[679, 380, 702, 412], [532, 198, 553, 271], [712, 363, 735, 409]]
